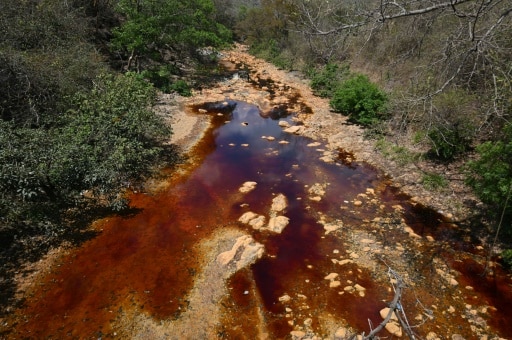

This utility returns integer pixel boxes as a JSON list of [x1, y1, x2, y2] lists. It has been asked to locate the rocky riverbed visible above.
[[3, 44, 511, 339]]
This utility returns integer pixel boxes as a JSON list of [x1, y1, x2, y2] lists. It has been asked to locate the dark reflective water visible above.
[[10, 99, 512, 339]]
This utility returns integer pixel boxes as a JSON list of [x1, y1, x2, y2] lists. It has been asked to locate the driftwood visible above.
[[359, 267, 419, 340]]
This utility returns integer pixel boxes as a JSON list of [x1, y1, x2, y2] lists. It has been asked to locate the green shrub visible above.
[[466, 123, 512, 221], [310, 63, 350, 98], [170, 80, 192, 97], [502, 249, 512, 269], [426, 89, 476, 161], [427, 126, 471, 161], [249, 39, 294, 70], [330, 74, 388, 126], [421, 172, 448, 190]]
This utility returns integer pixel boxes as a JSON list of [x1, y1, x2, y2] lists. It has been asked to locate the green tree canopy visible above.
[[112, 0, 232, 66], [466, 123, 512, 223]]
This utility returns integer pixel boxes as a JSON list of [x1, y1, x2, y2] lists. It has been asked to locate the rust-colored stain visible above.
[[9, 98, 512, 339]]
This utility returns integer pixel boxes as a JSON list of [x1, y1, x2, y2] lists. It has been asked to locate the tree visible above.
[[466, 122, 512, 223], [291, 0, 512, 134], [111, 0, 232, 69], [0, 72, 171, 226]]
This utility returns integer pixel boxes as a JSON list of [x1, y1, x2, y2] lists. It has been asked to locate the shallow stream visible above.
[[9, 73, 512, 339]]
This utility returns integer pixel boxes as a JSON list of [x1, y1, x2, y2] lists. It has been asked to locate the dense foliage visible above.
[[466, 123, 512, 223], [330, 75, 388, 126], [0, 1, 237, 313], [309, 63, 350, 98], [112, 0, 232, 65]]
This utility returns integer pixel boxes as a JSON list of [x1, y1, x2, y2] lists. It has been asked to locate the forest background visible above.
[[0, 0, 511, 314]]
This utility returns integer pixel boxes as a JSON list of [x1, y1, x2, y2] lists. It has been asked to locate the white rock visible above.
[[239, 181, 257, 193], [379, 307, 398, 321], [338, 259, 353, 266], [216, 235, 264, 271], [307, 142, 322, 147], [267, 216, 290, 233], [278, 120, 290, 127], [290, 331, 306, 339], [249, 215, 266, 229], [330, 280, 341, 288], [271, 193, 288, 213], [334, 327, 348, 339], [324, 224, 341, 234], [279, 294, 291, 302], [239, 211, 258, 224], [385, 321, 403, 337], [354, 284, 366, 292], [324, 273, 339, 281], [284, 125, 305, 134]]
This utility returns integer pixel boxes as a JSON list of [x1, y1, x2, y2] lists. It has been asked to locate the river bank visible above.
[[3, 44, 509, 339]]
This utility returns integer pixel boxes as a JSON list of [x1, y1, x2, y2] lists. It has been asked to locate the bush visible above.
[[310, 63, 350, 98], [427, 126, 472, 161], [466, 123, 512, 221], [330, 74, 388, 126], [502, 249, 512, 269], [426, 89, 476, 161], [170, 80, 192, 97]]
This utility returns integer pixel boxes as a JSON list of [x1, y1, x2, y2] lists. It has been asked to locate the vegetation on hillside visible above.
[[0, 0, 231, 313], [221, 0, 512, 232]]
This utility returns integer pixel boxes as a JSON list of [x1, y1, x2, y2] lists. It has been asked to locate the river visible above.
[[4, 47, 512, 339]]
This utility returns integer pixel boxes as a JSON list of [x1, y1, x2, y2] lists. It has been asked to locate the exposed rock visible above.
[[279, 120, 291, 127], [308, 183, 327, 198], [334, 327, 348, 339], [271, 193, 288, 214], [324, 273, 339, 281], [319, 155, 334, 163], [267, 216, 290, 233], [279, 294, 291, 302], [249, 215, 266, 229], [323, 223, 342, 234], [216, 235, 264, 271], [330, 280, 341, 288], [380, 307, 398, 321], [239, 211, 259, 224], [403, 226, 421, 239], [353, 200, 363, 207], [338, 259, 353, 265], [290, 330, 306, 339], [307, 142, 322, 147], [385, 321, 403, 337], [284, 125, 305, 134], [239, 181, 257, 193]]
